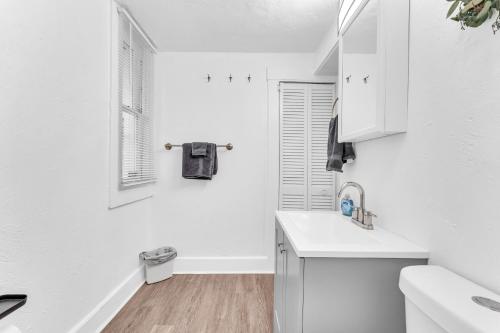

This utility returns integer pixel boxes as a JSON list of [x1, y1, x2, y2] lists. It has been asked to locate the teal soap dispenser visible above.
[[340, 194, 354, 217]]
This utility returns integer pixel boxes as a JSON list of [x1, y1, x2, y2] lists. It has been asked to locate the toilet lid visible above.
[[400, 265, 500, 333]]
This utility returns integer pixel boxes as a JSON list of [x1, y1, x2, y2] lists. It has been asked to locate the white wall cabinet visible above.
[[338, 0, 410, 142]]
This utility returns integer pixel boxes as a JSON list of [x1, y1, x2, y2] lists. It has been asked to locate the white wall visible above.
[[339, 0, 500, 293], [153, 52, 330, 273], [0, 1, 153, 332], [314, 2, 339, 75]]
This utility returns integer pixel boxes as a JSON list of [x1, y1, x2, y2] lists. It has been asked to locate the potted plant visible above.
[[447, 0, 500, 33]]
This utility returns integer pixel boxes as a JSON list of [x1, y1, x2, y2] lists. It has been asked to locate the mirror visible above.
[[341, 0, 378, 135], [342, 0, 378, 55]]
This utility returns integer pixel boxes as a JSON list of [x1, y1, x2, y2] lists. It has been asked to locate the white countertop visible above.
[[275, 210, 429, 259]]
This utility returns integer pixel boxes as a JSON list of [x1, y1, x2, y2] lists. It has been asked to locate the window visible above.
[[118, 11, 155, 188]]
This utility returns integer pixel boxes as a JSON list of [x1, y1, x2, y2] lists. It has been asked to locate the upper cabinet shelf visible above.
[[338, 0, 410, 142]]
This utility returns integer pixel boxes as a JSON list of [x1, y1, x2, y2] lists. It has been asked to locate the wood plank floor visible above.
[[102, 274, 274, 333]]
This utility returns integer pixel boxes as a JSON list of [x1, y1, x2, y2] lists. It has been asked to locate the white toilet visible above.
[[400, 265, 500, 333]]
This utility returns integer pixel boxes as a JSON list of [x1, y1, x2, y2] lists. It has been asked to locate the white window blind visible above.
[[279, 83, 335, 211], [118, 12, 155, 187]]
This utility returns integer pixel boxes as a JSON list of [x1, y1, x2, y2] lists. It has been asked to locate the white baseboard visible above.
[[174, 256, 273, 274], [68, 266, 144, 333]]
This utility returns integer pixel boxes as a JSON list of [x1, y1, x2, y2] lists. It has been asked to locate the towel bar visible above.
[[164, 143, 233, 151]]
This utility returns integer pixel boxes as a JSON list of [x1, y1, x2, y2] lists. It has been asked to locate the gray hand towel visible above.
[[326, 116, 355, 173], [191, 142, 208, 156], [182, 143, 218, 179]]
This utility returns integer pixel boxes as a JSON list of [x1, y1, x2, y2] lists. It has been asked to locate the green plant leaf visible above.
[[475, 0, 493, 21], [447, 0, 461, 18], [462, 0, 484, 13]]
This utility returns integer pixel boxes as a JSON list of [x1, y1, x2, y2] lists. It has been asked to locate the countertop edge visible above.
[[275, 211, 430, 259]]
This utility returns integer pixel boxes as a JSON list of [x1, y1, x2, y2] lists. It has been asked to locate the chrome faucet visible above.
[[337, 182, 376, 230]]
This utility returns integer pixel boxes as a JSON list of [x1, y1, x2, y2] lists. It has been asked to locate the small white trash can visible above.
[[140, 247, 177, 284]]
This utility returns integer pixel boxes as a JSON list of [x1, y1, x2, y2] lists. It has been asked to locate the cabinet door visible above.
[[340, 52, 364, 136], [274, 222, 285, 333], [339, 0, 409, 142], [279, 83, 335, 211], [279, 83, 308, 210], [309, 85, 335, 211], [339, 0, 379, 139], [284, 236, 304, 333]]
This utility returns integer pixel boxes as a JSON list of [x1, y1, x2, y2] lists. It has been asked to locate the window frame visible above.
[[109, 2, 157, 208]]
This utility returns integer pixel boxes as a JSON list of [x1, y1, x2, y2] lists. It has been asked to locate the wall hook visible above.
[[229, 74, 233, 83], [247, 74, 252, 83], [207, 74, 211, 83], [363, 75, 370, 84]]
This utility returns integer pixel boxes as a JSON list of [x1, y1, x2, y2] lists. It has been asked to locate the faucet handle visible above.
[[352, 207, 360, 220], [363, 210, 377, 227]]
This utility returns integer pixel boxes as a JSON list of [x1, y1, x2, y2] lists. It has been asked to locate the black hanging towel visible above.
[[182, 143, 218, 179]]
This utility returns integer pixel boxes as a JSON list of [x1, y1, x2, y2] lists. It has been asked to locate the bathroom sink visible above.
[[275, 211, 429, 258]]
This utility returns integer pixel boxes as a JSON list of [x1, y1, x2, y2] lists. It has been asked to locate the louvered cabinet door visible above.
[[309, 85, 335, 210], [279, 83, 335, 211], [279, 84, 308, 210]]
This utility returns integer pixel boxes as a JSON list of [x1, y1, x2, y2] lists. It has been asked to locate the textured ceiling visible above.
[[118, 0, 338, 52]]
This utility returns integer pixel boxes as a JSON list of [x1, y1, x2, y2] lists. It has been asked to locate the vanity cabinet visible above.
[[274, 220, 427, 333], [338, 0, 410, 142], [274, 223, 304, 333]]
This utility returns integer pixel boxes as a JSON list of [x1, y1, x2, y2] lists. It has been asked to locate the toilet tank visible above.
[[399, 266, 500, 333]]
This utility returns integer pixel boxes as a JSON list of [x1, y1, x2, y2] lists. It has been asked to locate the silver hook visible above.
[[247, 74, 251, 83], [229, 74, 233, 83], [207, 74, 211, 83], [346, 75, 351, 83], [363, 75, 370, 84]]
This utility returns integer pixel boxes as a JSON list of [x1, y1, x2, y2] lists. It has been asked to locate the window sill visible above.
[[108, 183, 154, 209]]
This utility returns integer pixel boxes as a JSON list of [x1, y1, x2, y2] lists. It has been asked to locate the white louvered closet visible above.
[[279, 83, 335, 211]]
